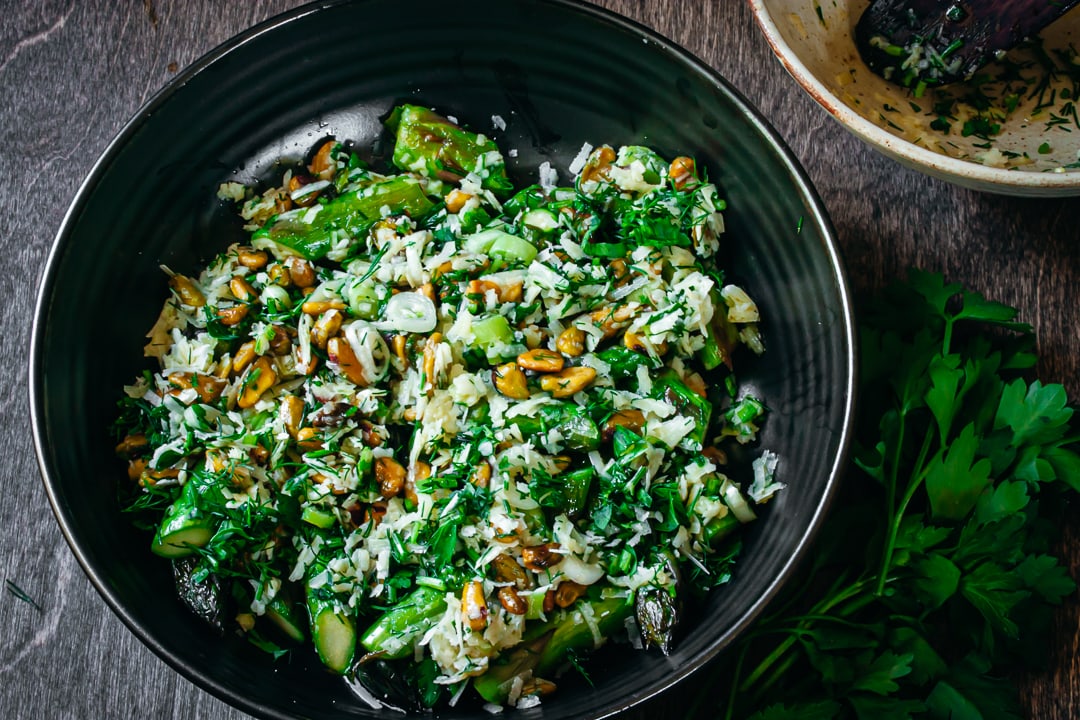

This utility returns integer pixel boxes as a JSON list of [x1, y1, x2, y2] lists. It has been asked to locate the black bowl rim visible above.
[[29, 0, 857, 717]]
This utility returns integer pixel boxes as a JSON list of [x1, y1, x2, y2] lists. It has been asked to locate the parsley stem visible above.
[[738, 633, 799, 695], [874, 314, 949, 598], [719, 642, 750, 720], [879, 408, 907, 590], [737, 576, 871, 697], [875, 423, 937, 596], [747, 616, 875, 701], [752, 650, 802, 702]]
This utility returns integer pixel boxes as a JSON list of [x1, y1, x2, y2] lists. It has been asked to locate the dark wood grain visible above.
[[2, 1, 1077, 718]]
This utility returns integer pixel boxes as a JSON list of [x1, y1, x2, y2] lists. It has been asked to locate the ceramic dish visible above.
[[30, 0, 855, 717], [749, 0, 1080, 196]]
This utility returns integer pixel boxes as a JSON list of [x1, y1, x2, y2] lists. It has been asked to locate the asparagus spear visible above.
[[699, 287, 739, 371], [385, 104, 513, 196], [306, 555, 357, 674], [264, 591, 306, 645], [253, 175, 434, 260], [473, 595, 633, 704], [473, 633, 551, 705], [306, 589, 357, 674], [359, 585, 448, 660], [535, 595, 632, 676], [634, 553, 683, 655], [171, 556, 226, 633], [151, 473, 220, 558]]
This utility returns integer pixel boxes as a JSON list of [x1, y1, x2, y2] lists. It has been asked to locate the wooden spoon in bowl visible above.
[[855, 0, 1080, 90]]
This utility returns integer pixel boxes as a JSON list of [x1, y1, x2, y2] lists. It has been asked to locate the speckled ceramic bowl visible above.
[[749, 0, 1080, 196], [31, 1, 855, 718]]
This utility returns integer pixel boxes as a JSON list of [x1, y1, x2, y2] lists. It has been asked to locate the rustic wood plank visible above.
[[2, 1, 1076, 718]]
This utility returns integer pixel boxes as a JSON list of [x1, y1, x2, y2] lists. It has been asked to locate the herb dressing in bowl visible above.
[[750, 0, 1080, 196]]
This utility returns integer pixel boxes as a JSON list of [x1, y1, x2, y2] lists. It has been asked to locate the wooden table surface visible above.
[[3, 1, 1078, 718]]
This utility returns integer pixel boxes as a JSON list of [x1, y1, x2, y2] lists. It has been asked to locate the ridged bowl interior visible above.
[[31, 1, 855, 718]]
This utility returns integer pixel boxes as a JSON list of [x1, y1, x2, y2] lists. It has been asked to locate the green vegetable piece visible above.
[[524, 589, 549, 620], [474, 633, 550, 704], [636, 553, 684, 656], [488, 233, 538, 268], [151, 476, 219, 558], [700, 288, 739, 371], [414, 657, 444, 709], [344, 279, 380, 320], [725, 395, 765, 430], [355, 446, 374, 476], [462, 226, 513, 255], [172, 557, 226, 634], [306, 590, 356, 674], [651, 369, 713, 449], [521, 208, 559, 232], [253, 175, 434, 260], [470, 313, 514, 345], [597, 345, 658, 382], [536, 596, 633, 676], [556, 405, 601, 451], [508, 413, 543, 437], [608, 547, 637, 576], [611, 424, 648, 462], [703, 512, 739, 545], [581, 239, 627, 258], [510, 402, 600, 452], [458, 204, 492, 235], [427, 203, 494, 241], [561, 468, 594, 519], [502, 184, 547, 216], [385, 104, 513, 196], [534, 466, 595, 518], [359, 585, 448, 660], [265, 593, 306, 644], [469, 314, 517, 363], [301, 505, 337, 529], [635, 584, 680, 654]]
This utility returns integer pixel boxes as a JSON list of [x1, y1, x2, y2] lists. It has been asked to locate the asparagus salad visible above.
[[113, 104, 781, 711]]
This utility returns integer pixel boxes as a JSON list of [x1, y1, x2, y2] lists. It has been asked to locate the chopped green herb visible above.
[[5, 579, 42, 611]]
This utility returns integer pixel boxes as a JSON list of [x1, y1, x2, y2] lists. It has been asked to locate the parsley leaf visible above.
[[995, 379, 1072, 447], [709, 271, 1080, 720], [849, 650, 914, 695], [924, 423, 993, 522]]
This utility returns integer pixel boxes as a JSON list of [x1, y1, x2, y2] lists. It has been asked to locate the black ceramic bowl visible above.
[[30, 1, 855, 718]]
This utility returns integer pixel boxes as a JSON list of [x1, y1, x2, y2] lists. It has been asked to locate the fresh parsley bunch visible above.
[[708, 269, 1079, 720]]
